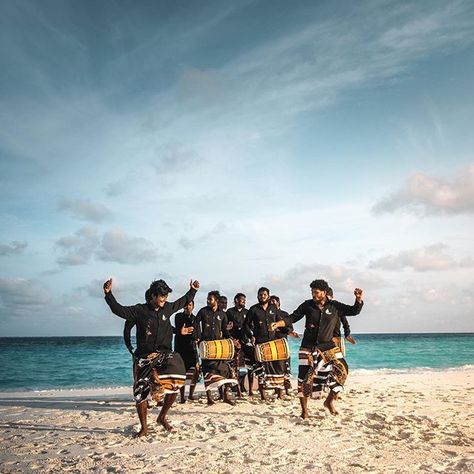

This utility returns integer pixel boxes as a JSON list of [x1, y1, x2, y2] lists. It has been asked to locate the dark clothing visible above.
[[275, 310, 293, 339], [244, 303, 284, 344], [123, 320, 135, 355], [226, 307, 248, 342], [284, 298, 363, 351], [194, 306, 231, 341], [333, 315, 351, 338], [174, 311, 197, 370], [104, 288, 196, 357]]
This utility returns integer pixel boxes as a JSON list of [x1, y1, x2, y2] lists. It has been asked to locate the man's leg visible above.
[[299, 395, 309, 419], [223, 384, 236, 406], [189, 367, 198, 400], [324, 390, 338, 415], [179, 386, 186, 404], [135, 401, 148, 437], [157, 393, 177, 431], [248, 371, 254, 396], [206, 390, 215, 406]]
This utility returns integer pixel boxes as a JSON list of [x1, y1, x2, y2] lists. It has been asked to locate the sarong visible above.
[[176, 346, 199, 385], [133, 351, 186, 404], [253, 360, 287, 390], [201, 360, 238, 391], [297, 346, 348, 398]]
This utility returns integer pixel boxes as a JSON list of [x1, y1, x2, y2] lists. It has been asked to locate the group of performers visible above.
[[103, 277, 364, 436]]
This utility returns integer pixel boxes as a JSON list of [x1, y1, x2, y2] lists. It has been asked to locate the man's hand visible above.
[[251, 337, 256, 346], [226, 321, 234, 330], [346, 335, 357, 345], [233, 338, 241, 350], [103, 278, 112, 294], [354, 288, 363, 302], [270, 321, 285, 331], [181, 325, 194, 336], [190, 280, 200, 290], [289, 331, 300, 339]]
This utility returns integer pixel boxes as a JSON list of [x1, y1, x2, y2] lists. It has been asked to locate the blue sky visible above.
[[1, 0, 473, 336]]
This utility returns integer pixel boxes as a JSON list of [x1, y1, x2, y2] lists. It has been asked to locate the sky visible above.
[[1, 0, 473, 336]]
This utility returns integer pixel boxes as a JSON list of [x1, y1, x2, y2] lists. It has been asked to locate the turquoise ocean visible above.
[[0, 334, 473, 392]]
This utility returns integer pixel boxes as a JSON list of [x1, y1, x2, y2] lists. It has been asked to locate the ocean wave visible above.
[[351, 364, 474, 375]]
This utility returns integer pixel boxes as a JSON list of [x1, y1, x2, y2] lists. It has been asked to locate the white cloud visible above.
[[373, 164, 474, 215], [55, 226, 99, 266], [0, 240, 27, 256], [369, 243, 474, 271], [58, 198, 113, 223], [96, 228, 159, 264], [0, 277, 52, 315]]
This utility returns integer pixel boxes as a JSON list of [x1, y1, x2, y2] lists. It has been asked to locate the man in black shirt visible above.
[[194, 291, 238, 406], [218, 295, 228, 312], [104, 277, 199, 436], [123, 289, 151, 356], [244, 287, 287, 401], [174, 300, 198, 403], [270, 295, 298, 396], [272, 279, 363, 419], [226, 293, 251, 395]]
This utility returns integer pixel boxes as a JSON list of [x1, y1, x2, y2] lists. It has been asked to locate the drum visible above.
[[255, 338, 290, 362], [199, 339, 235, 360]]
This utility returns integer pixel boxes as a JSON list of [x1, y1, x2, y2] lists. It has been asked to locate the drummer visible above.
[[244, 287, 288, 401], [270, 295, 298, 396], [194, 291, 239, 406]]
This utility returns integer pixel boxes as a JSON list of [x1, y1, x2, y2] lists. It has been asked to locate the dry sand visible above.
[[1, 370, 473, 473]]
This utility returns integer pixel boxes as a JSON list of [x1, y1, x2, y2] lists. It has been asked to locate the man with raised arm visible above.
[[103, 277, 200, 436], [272, 279, 363, 419]]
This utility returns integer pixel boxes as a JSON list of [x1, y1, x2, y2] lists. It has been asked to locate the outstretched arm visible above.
[[333, 288, 364, 316], [103, 279, 138, 321], [166, 280, 200, 316]]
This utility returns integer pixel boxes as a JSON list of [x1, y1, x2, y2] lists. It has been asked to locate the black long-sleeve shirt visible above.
[[333, 315, 351, 338], [244, 302, 284, 344], [194, 306, 231, 341], [105, 288, 196, 357], [123, 320, 135, 354], [226, 307, 248, 342], [174, 311, 196, 352], [284, 298, 363, 351], [275, 310, 293, 339]]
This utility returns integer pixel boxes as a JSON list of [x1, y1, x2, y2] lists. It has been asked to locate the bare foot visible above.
[[135, 429, 148, 438], [188, 395, 197, 401], [324, 397, 339, 415], [179, 398, 186, 404], [224, 396, 236, 406], [157, 416, 173, 432], [300, 411, 308, 420], [207, 398, 215, 406]]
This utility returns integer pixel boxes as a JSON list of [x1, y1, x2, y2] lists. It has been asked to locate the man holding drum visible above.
[[194, 291, 239, 406], [272, 279, 363, 419], [244, 287, 289, 401]]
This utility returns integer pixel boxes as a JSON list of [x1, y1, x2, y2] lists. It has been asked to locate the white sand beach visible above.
[[1, 370, 473, 473]]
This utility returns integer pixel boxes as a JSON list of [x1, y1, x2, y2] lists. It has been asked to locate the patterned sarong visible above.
[[201, 360, 238, 391], [253, 360, 287, 390], [133, 351, 186, 404], [298, 346, 348, 398]]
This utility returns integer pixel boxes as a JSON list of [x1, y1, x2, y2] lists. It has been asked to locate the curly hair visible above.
[[149, 279, 173, 297], [309, 279, 329, 292], [208, 290, 221, 300]]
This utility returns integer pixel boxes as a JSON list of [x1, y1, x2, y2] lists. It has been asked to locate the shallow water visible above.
[[0, 333, 472, 391]]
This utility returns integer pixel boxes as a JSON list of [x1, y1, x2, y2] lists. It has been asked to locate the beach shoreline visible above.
[[1, 369, 473, 473]]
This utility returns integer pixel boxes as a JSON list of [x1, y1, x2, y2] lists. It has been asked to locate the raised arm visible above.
[[333, 288, 364, 316], [165, 280, 200, 316], [103, 279, 138, 322]]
